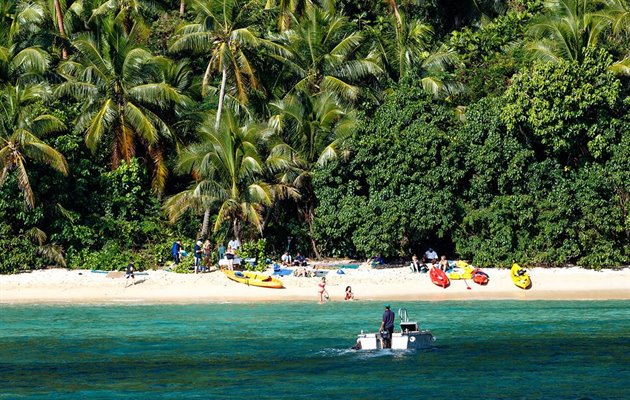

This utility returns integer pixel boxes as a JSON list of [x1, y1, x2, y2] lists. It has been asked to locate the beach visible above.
[[1, 265, 628, 304]]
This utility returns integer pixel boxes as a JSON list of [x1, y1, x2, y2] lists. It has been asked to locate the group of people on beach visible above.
[[410, 248, 450, 272], [171, 238, 240, 273]]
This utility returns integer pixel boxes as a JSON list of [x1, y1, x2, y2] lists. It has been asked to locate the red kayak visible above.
[[430, 267, 450, 288], [471, 268, 489, 285]]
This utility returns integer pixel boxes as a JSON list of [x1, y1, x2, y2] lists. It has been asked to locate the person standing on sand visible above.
[[171, 241, 183, 265], [379, 305, 395, 349], [194, 240, 202, 273], [125, 259, 135, 286], [202, 240, 211, 271], [218, 242, 226, 261], [318, 277, 329, 303], [225, 246, 235, 271]]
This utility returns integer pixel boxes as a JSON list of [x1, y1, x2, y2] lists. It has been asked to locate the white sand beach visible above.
[[1, 264, 629, 304]]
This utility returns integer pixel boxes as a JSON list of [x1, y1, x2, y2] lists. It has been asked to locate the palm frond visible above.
[[610, 56, 630, 75], [85, 99, 116, 151], [321, 76, 359, 100], [123, 102, 159, 146]]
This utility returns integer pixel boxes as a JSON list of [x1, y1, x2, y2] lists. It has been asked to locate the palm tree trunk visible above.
[[387, 0, 402, 28], [199, 67, 229, 238], [215, 66, 228, 129], [200, 208, 211, 239], [233, 219, 241, 244], [179, 0, 186, 16], [53, 0, 68, 59]]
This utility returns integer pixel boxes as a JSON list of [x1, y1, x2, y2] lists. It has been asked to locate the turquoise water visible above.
[[1, 301, 628, 399]]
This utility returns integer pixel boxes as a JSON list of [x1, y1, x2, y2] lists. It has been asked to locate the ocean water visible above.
[[1, 301, 628, 399]]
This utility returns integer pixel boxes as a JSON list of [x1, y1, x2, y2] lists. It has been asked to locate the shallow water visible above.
[[1, 301, 628, 399]]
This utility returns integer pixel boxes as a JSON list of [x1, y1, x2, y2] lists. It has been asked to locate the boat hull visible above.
[[222, 270, 284, 288], [355, 331, 435, 350], [430, 268, 450, 288], [471, 269, 489, 285], [510, 263, 531, 289]]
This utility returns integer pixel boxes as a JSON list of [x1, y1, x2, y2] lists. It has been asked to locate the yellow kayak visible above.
[[222, 269, 284, 289], [510, 263, 531, 289], [447, 261, 474, 280]]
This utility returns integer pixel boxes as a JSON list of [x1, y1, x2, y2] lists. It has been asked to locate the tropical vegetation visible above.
[[1, 0, 628, 273]]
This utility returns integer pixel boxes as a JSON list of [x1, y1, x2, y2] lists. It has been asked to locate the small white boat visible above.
[[352, 308, 436, 350]]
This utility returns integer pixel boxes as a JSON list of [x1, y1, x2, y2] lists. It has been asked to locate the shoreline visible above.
[[1, 266, 629, 305]]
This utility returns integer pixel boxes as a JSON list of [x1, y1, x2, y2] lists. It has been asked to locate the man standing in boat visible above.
[[380, 305, 395, 349]]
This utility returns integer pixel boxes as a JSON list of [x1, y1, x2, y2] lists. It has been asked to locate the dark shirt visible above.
[[171, 242, 181, 256], [194, 244, 202, 259], [382, 309, 395, 329], [296, 255, 306, 263], [126, 263, 134, 275]]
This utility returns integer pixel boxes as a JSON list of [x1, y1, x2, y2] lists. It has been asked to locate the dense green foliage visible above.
[[0, 0, 628, 272]]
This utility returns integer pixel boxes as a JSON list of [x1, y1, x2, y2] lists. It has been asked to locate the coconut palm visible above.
[[25, 227, 66, 267], [264, 0, 313, 31], [51, 0, 69, 59], [602, 0, 630, 35], [369, 10, 460, 95], [163, 110, 273, 239], [271, 4, 382, 102], [0, 0, 50, 86], [170, 0, 275, 127], [0, 83, 68, 209], [601, 0, 630, 75], [526, 0, 611, 64], [268, 92, 356, 257], [56, 16, 189, 192], [0, 0, 45, 41], [526, 0, 630, 74], [89, 0, 163, 35]]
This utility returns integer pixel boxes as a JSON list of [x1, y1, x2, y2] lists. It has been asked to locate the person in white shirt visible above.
[[281, 251, 292, 266], [228, 238, 240, 251], [423, 248, 438, 263]]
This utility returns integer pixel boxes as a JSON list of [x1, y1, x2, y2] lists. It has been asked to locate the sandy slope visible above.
[[1, 265, 628, 304]]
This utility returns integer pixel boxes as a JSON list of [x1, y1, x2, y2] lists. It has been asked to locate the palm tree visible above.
[[271, 4, 382, 102], [163, 110, 273, 239], [264, 0, 313, 32], [369, 10, 460, 94], [526, 0, 611, 64], [170, 0, 273, 128], [0, 83, 68, 209], [52, 0, 69, 59], [0, 0, 49, 87], [90, 0, 163, 35], [601, 0, 630, 75], [56, 16, 189, 192], [268, 92, 356, 257], [526, 0, 630, 75]]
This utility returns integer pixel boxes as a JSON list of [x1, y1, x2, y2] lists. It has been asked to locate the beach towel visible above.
[[272, 268, 293, 277]]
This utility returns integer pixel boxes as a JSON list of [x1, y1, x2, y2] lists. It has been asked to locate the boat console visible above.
[[400, 322, 419, 333]]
